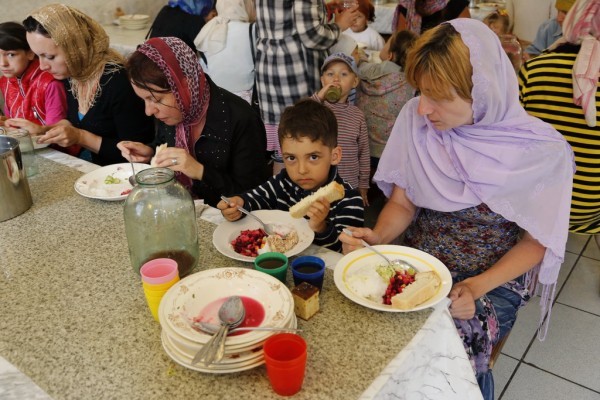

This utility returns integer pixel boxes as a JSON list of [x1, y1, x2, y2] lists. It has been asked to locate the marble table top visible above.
[[0, 149, 482, 400]]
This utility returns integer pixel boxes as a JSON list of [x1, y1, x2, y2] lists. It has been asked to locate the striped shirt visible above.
[[519, 47, 600, 234], [312, 94, 371, 189], [240, 167, 364, 252]]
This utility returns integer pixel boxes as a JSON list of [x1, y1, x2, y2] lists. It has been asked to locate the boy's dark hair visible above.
[[0, 22, 30, 51], [278, 99, 338, 148], [389, 30, 417, 69]]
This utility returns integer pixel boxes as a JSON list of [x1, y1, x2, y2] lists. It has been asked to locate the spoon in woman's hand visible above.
[[128, 160, 137, 187], [342, 228, 416, 271]]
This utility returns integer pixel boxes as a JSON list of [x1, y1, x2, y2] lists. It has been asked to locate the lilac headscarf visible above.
[[374, 19, 575, 338]]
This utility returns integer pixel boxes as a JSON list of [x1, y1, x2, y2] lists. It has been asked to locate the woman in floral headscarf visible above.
[[117, 37, 269, 207], [393, 0, 470, 33], [341, 19, 574, 399], [520, 0, 600, 235], [22, 4, 154, 166]]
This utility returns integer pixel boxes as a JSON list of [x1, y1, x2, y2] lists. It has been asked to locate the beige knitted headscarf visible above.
[[29, 4, 124, 114]]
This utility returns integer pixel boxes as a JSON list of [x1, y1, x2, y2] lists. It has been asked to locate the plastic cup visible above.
[[291, 256, 326, 291], [254, 252, 288, 284], [142, 274, 179, 292], [140, 258, 178, 285], [263, 333, 307, 396]]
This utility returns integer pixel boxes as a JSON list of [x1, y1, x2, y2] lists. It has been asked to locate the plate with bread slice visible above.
[[334, 245, 452, 312], [212, 209, 315, 262]]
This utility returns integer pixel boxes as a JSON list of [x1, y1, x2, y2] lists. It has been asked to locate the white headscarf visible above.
[[194, 0, 250, 56]]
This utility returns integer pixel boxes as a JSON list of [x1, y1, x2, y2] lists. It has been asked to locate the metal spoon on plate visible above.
[[342, 228, 416, 271], [193, 321, 303, 335], [220, 195, 276, 235], [191, 296, 245, 366]]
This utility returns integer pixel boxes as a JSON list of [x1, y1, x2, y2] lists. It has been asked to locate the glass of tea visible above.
[[254, 252, 288, 283], [291, 256, 326, 291]]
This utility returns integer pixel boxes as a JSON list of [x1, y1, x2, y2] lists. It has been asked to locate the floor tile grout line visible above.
[[498, 235, 592, 399], [518, 360, 600, 394], [553, 301, 600, 318]]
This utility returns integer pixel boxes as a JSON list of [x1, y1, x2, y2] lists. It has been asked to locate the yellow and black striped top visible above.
[[519, 49, 600, 234]]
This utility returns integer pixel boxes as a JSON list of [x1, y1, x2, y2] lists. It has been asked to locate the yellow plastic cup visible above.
[[142, 274, 179, 292]]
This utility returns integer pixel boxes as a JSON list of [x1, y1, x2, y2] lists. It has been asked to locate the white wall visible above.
[[0, 0, 164, 26]]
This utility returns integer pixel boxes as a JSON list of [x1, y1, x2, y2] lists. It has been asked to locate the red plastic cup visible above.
[[263, 333, 307, 396], [140, 258, 178, 285]]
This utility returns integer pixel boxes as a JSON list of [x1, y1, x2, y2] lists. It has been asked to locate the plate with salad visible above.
[[334, 245, 452, 312], [74, 162, 151, 201]]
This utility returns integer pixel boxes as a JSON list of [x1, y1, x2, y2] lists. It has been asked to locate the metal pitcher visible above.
[[0, 135, 32, 222]]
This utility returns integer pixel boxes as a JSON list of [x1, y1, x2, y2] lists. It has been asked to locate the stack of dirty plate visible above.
[[158, 267, 296, 373], [118, 14, 150, 30]]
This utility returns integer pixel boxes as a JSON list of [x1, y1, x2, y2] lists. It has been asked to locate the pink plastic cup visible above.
[[140, 258, 179, 285], [263, 333, 307, 396]]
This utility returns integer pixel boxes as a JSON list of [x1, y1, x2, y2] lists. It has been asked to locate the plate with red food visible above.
[[74, 162, 151, 201], [212, 209, 315, 262], [334, 245, 452, 312]]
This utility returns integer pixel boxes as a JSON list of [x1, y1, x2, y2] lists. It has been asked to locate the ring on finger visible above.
[[171, 158, 178, 166]]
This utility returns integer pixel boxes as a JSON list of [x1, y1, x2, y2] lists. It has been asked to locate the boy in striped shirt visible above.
[[217, 99, 364, 252], [312, 52, 370, 206]]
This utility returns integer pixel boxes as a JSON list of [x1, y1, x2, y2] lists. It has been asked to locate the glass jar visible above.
[[500, 34, 522, 74], [123, 168, 199, 277], [0, 128, 38, 177]]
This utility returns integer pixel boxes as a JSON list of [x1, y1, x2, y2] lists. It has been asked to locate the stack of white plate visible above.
[[118, 14, 150, 30], [158, 267, 297, 373]]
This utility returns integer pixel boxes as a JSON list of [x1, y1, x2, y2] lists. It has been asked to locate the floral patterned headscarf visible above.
[[136, 37, 210, 188]]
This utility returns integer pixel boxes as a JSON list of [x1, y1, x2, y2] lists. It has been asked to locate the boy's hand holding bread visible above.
[[289, 181, 345, 234]]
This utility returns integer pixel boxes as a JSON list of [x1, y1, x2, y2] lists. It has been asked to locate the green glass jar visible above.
[[123, 168, 198, 277]]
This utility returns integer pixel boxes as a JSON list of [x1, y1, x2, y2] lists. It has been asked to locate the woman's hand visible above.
[[217, 196, 244, 222], [117, 141, 153, 163], [339, 227, 380, 254], [448, 280, 477, 320], [306, 197, 331, 233], [4, 118, 47, 136], [153, 147, 205, 181], [38, 124, 83, 147]]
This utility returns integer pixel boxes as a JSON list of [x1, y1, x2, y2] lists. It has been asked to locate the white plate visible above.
[[478, 2, 505, 10], [212, 209, 314, 262], [158, 267, 294, 346], [334, 245, 452, 312], [161, 330, 265, 374], [74, 163, 151, 201]]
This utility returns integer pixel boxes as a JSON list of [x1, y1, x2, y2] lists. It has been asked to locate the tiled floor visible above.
[[494, 233, 600, 400], [364, 202, 600, 399]]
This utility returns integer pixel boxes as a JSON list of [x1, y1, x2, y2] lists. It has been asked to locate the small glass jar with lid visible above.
[[123, 168, 199, 277]]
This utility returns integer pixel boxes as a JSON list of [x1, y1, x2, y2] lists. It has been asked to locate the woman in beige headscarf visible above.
[[23, 4, 154, 166], [194, 0, 257, 102]]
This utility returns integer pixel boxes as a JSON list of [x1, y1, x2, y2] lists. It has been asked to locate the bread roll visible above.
[[150, 143, 167, 167], [391, 271, 441, 310], [289, 181, 345, 218]]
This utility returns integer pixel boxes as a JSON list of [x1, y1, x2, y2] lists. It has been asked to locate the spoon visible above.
[[342, 228, 417, 271], [128, 161, 137, 187], [220, 195, 276, 235], [191, 296, 245, 366], [193, 321, 303, 335]]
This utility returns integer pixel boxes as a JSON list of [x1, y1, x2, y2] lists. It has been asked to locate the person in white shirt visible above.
[[343, 0, 385, 51], [505, 0, 556, 42], [195, 0, 256, 103]]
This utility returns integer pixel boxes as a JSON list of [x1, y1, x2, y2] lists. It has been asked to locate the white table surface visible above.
[[1, 149, 482, 400], [103, 24, 149, 57], [371, 3, 397, 34]]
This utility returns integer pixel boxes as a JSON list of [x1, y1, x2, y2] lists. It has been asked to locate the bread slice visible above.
[[391, 271, 441, 310], [289, 181, 345, 218], [292, 282, 320, 320], [150, 143, 168, 167]]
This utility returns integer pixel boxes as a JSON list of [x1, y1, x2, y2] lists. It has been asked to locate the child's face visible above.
[[0, 49, 35, 79], [489, 21, 507, 36], [379, 36, 394, 62], [556, 10, 567, 26], [349, 12, 368, 33], [281, 135, 341, 192], [320, 61, 359, 102]]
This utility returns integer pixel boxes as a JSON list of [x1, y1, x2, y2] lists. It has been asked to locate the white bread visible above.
[[289, 181, 345, 218], [391, 271, 441, 310], [150, 143, 168, 167]]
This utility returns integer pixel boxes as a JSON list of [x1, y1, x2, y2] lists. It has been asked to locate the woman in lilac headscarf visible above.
[[340, 19, 574, 399]]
